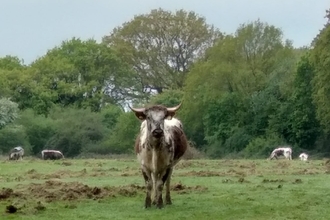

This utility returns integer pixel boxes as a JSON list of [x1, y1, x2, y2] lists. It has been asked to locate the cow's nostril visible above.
[[152, 129, 164, 136]]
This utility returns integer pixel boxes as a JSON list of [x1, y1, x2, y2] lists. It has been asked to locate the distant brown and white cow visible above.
[[299, 153, 308, 161], [130, 103, 188, 209], [41, 150, 64, 160], [9, 146, 24, 160], [269, 147, 292, 160]]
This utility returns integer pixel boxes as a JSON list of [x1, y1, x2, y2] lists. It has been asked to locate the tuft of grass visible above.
[[1, 158, 330, 219]]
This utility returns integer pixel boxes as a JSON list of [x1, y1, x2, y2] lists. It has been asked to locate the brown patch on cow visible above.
[[172, 126, 188, 161]]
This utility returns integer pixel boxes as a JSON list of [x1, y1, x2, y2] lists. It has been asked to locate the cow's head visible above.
[[130, 103, 182, 139]]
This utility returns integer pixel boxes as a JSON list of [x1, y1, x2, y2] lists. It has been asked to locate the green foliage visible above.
[[2, 10, 330, 158], [310, 23, 330, 133], [45, 107, 110, 157], [104, 8, 221, 97], [100, 104, 123, 129], [182, 20, 295, 155], [17, 109, 56, 155], [0, 55, 25, 70], [0, 98, 19, 129], [8, 38, 134, 116], [104, 112, 140, 154], [0, 124, 30, 154], [289, 55, 320, 149], [149, 89, 184, 107], [243, 134, 283, 158]]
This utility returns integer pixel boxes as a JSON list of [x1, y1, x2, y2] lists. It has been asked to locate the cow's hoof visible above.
[[166, 200, 172, 205], [156, 204, 163, 209]]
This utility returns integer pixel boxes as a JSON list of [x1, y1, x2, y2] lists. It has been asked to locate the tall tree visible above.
[[103, 8, 221, 99], [182, 20, 295, 150], [310, 12, 330, 132], [289, 55, 320, 149]]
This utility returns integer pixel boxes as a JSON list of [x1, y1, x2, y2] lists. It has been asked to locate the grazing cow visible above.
[[299, 153, 308, 161], [269, 147, 292, 160], [9, 146, 24, 161], [130, 103, 188, 209], [41, 150, 64, 160]]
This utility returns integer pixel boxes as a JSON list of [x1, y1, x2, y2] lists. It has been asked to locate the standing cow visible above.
[[41, 150, 64, 160], [269, 147, 292, 160], [299, 153, 309, 161], [130, 103, 188, 209], [9, 146, 24, 160]]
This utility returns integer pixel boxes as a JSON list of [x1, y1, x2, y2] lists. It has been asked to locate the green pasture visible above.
[[1, 158, 330, 220]]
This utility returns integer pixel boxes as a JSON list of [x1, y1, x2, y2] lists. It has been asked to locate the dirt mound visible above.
[[171, 183, 208, 194], [0, 188, 22, 200], [2, 181, 140, 205], [178, 170, 225, 177], [262, 179, 285, 183]]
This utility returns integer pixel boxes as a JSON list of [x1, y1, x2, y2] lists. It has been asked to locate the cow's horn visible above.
[[129, 105, 145, 113], [167, 102, 182, 112]]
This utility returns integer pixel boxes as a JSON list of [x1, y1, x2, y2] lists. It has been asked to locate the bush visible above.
[[45, 107, 110, 157], [182, 141, 206, 160], [0, 124, 30, 155], [242, 134, 284, 158], [17, 109, 56, 155]]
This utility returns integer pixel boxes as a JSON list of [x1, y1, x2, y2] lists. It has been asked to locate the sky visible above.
[[1, 0, 329, 64]]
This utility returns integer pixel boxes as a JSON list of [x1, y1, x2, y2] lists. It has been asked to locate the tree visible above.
[[310, 21, 330, 133], [0, 55, 25, 70], [289, 55, 320, 149], [103, 8, 221, 99], [182, 20, 295, 149], [14, 38, 135, 115], [0, 98, 19, 129]]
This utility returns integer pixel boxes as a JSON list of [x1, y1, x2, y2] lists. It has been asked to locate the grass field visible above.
[[1, 157, 330, 220]]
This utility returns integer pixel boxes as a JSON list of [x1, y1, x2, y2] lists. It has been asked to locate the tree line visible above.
[[0, 8, 329, 158]]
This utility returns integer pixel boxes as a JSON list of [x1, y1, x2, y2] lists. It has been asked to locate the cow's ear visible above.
[[134, 112, 146, 121], [166, 111, 176, 120]]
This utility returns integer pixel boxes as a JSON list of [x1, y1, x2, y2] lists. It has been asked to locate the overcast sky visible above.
[[1, 0, 329, 64]]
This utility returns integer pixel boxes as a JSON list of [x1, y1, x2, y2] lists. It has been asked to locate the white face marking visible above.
[[150, 111, 165, 122]]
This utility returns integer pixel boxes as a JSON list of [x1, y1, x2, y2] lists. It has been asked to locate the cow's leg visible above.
[[154, 168, 172, 208], [155, 178, 164, 209], [151, 174, 157, 205], [142, 168, 152, 208], [163, 167, 173, 205]]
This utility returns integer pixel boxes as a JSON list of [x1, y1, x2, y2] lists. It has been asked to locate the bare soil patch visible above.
[[178, 170, 226, 177]]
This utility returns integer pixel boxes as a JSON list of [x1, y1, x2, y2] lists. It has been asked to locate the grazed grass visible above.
[[1, 158, 330, 219]]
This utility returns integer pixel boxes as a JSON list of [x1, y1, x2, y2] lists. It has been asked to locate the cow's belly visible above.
[[137, 148, 173, 173]]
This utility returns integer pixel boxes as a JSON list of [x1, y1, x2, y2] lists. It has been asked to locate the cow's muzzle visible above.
[[152, 129, 164, 138]]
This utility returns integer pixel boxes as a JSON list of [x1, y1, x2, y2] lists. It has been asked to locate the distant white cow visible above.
[[9, 146, 24, 160], [299, 153, 308, 161], [269, 147, 292, 160]]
